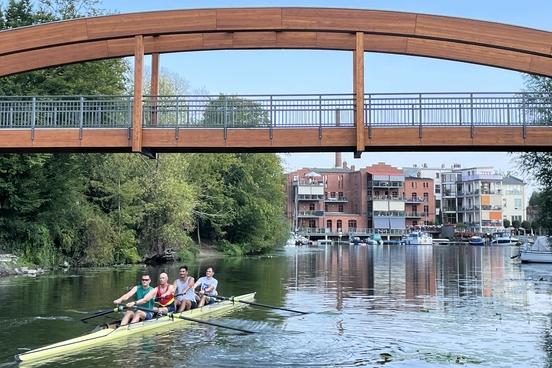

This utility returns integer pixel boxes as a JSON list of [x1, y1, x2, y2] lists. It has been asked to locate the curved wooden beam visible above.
[[0, 8, 551, 77]]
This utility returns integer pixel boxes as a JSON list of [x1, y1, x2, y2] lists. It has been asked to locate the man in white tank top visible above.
[[173, 265, 196, 312]]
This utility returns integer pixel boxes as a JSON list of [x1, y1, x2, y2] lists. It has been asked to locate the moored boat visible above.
[[520, 236, 552, 263], [468, 236, 485, 246], [403, 231, 433, 246], [16, 292, 255, 363], [490, 231, 519, 246]]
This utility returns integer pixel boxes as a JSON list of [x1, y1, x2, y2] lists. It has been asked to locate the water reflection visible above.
[[0, 244, 551, 367]]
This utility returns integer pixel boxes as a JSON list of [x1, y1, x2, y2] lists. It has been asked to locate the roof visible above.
[[503, 175, 525, 185]]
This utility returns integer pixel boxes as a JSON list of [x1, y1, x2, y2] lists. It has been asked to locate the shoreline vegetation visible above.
[[0, 242, 224, 278], [0, 1, 288, 271]]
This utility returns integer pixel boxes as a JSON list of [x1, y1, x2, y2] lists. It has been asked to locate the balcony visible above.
[[297, 210, 324, 218], [404, 197, 428, 203], [481, 205, 503, 211], [367, 195, 403, 201], [324, 196, 348, 202], [367, 181, 403, 188], [369, 211, 406, 217], [405, 212, 427, 218], [297, 194, 324, 201]]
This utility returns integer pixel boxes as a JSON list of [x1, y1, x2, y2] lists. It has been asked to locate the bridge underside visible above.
[[1, 127, 550, 154]]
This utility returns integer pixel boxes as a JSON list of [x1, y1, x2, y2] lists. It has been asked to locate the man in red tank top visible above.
[[135, 272, 176, 315]]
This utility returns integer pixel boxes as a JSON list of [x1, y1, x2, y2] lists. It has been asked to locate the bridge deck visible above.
[[0, 93, 550, 153]]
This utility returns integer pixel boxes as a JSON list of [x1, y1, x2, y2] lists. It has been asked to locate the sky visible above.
[[95, 0, 551, 185]]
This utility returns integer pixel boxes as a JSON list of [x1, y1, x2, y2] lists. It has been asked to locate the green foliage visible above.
[[517, 75, 552, 232], [512, 220, 521, 229], [188, 151, 288, 255], [0, 5, 288, 265], [528, 190, 552, 234], [503, 219, 511, 228], [203, 95, 270, 127], [521, 220, 531, 230]]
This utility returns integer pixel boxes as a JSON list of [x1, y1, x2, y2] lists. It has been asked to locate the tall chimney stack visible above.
[[335, 152, 342, 168]]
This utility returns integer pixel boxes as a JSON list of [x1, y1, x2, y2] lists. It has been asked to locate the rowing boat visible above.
[[16, 292, 255, 363]]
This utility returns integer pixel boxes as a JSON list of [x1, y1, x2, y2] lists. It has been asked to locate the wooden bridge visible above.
[[1, 8, 551, 155]]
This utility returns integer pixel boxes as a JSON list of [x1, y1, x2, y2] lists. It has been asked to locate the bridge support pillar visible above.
[[353, 32, 365, 158], [132, 35, 144, 152], [151, 52, 160, 127]]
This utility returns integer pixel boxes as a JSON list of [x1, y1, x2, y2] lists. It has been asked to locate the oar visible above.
[[213, 295, 309, 315], [80, 306, 122, 323], [134, 306, 255, 334]]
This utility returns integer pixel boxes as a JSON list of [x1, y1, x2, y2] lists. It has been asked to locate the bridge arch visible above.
[[1, 8, 551, 155], [0, 7, 551, 77]]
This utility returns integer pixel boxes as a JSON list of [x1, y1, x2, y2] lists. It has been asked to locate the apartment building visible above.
[[363, 163, 406, 231], [403, 176, 436, 227], [502, 176, 526, 224], [286, 158, 437, 237]]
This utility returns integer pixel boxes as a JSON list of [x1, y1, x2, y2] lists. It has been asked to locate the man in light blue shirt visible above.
[[193, 266, 218, 307]]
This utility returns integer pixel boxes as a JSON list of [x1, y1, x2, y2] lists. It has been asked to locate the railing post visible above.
[[418, 93, 423, 139], [318, 95, 322, 140], [79, 96, 84, 140], [9, 106, 13, 128], [175, 95, 180, 141], [458, 103, 462, 126], [266, 95, 272, 140], [127, 96, 132, 140], [522, 93, 527, 139], [223, 96, 228, 141], [506, 103, 511, 126], [31, 97, 36, 141], [367, 94, 372, 139], [53, 106, 57, 127], [470, 93, 474, 138]]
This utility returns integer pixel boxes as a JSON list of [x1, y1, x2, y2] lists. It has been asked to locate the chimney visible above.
[[335, 152, 342, 168], [343, 161, 348, 169]]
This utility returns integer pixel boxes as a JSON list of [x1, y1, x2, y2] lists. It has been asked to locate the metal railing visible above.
[[0, 92, 550, 129]]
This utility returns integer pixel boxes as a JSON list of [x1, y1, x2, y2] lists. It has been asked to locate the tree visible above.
[[521, 220, 531, 231], [0, 0, 130, 266], [503, 219, 511, 228], [203, 95, 270, 128], [512, 220, 521, 229]]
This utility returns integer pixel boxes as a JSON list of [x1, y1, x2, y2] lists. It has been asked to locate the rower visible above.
[[113, 274, 155, 326], [174, 265, 197, 312], [130, 272, 176, 315], [193, 266, 218, 307]]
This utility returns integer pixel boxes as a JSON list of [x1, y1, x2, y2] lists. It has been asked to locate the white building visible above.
[[502, 176, 526, 224]]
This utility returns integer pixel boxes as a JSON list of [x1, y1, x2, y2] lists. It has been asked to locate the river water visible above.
[[1, 244, 552, 367]]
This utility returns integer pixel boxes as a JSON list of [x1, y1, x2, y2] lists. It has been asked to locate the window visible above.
[[436, 173, 440, 179], [412, 192, 417, 200], [435, 184, 441, 194], [326, 220, 332, 230], [338, 204, 344, 212], [423, 192, 429, 200], [424, 205, 429, 215], [330, 192, 336, 198], [348, 220, 357, 229], [514, 199, 522, 210], [336, 220, 342, 230], [338, 192, 343, 199], [308, 219, 316, 228], [309, 203, 315, 211]]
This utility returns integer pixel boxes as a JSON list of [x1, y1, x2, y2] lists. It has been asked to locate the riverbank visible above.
[[0, 253, 46, 277]]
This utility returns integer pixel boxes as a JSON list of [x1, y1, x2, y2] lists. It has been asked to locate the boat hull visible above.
[[16, 292, 255, 363], [520, 251, 552, 263]]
